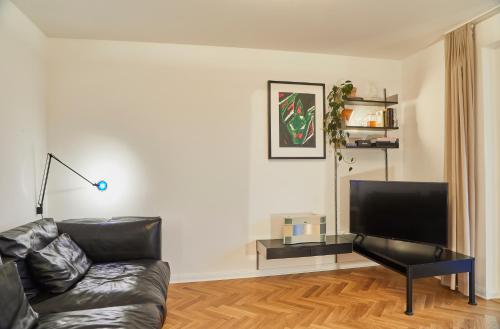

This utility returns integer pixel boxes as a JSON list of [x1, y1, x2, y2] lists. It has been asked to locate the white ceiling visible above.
[[12, 0, 500, 59]]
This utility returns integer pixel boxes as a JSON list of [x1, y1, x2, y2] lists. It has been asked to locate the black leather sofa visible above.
[[0, 217, 170, 329]]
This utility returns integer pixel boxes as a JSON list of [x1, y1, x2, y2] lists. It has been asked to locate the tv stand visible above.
[[256, 234, 477, 315], [353, 235, 476, 315]]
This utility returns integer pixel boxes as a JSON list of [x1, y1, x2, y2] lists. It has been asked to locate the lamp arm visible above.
[[36, 153, 98, 215], [36, 154, 52, 215], [49, 153, 97, 187]]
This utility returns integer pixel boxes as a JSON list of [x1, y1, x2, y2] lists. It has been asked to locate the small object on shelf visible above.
[[366, 113, 377, 127], [355, 139, 372, 147], [384, 108, 397, 128], [376, 110, 385, 127], [348, 86, 358, 98], [341, 108, 353, 122], [282, 214, 326, 244], [346, 141, 357, 148], [371, 137, 399, 148]]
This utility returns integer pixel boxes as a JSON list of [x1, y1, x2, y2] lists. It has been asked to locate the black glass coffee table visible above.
[[256, 234, 476, 315]]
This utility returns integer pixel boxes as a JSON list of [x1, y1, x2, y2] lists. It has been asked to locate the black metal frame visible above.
[[36, 153, 100, 215], [267, 80, 326, 159]]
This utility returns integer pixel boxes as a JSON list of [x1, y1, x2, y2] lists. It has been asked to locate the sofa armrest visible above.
[[57, 217, 162, 262]]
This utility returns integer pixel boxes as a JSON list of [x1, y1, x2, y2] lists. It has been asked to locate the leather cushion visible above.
[[13, 259, 41, 300], [0, 218, 58, 259], [36, 304, 163, 329], [0, 262, 38, 329], [27, 234, 92, 294], [1, 257, 41, 301], [57, 217, 162, 262], [32, 260, 170, 314], [0, 218, 58, 299]]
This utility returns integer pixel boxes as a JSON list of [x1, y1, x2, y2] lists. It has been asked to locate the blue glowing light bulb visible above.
[[97, 180, 108, 191]]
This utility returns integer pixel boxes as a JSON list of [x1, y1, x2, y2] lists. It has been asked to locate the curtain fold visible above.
[[442, 24, 477, 295]]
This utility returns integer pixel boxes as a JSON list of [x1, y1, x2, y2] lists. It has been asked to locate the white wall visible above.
[[475, 12, 500, 299], [46, 38, 401, 281], [401, 41, 445, 182], [493, 47, 500, 298], [0, 0, 47, 231]]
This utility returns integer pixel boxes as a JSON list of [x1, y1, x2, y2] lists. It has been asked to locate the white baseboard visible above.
[[476, 285, 500, 300], [171, 261, 376, 283]]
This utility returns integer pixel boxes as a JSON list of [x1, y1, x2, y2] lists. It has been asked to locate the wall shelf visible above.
[[345, 94, 398, 107], [345, 125, 398, 131], [345, 145, 399, 149]]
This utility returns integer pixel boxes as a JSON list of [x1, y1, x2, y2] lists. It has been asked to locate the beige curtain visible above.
[[442, 24, 476, 295]]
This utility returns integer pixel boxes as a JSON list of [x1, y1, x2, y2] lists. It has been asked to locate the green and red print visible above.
[[278, 92, 316, 148], [268, 81, 325, 159]]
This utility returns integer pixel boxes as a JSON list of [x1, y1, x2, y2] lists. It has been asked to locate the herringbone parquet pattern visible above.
[[163, 266, 500, 329]]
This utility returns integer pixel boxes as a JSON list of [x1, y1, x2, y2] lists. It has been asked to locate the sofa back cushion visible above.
[[0, 218, 58, 259], [0, 262, 39, 329], [0, 218, 59, 300], [57, 217, 162, 262], [27, 233, 92, 294]]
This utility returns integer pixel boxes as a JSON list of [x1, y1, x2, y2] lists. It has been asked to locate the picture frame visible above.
[[268, 80, 326, 159]]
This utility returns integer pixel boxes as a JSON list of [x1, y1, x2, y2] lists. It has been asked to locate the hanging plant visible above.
[[324, 80, 356, 171]]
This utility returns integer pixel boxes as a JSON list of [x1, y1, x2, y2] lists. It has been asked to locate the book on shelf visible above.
[[384, 108, 397, 128]]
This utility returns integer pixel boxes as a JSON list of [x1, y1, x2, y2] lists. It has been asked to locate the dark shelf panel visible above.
[[345, 146, 399, 150], [345, 126, 399, 131], [345, 95, 398, 107], [257, 235, 354, 261]]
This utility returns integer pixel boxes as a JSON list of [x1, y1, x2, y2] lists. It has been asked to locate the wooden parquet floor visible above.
[[163, 266, 500, 329]]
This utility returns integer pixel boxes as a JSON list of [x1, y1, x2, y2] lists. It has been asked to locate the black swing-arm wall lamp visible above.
[[36, 153, 108, 215]]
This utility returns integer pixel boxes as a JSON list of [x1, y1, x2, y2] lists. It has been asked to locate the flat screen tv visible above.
[[350, 180, 448, 247]]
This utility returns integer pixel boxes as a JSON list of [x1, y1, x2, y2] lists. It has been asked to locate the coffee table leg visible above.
[[469, 260, 477, 305], [405, 269, 413, 315]]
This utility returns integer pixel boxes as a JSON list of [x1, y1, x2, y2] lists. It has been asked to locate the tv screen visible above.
[[350, 180, 448, 246]]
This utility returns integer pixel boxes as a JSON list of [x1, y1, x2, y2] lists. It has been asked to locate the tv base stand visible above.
[[353, 236, 476, 315], [256, 234, 477, 315]]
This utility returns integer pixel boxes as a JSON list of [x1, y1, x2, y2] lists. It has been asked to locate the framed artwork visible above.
[[268, 80, 326, 159]]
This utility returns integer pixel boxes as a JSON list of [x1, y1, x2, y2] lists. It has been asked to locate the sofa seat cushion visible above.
[[36, 304, 163, 329], [33, 260, 170, 314]]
